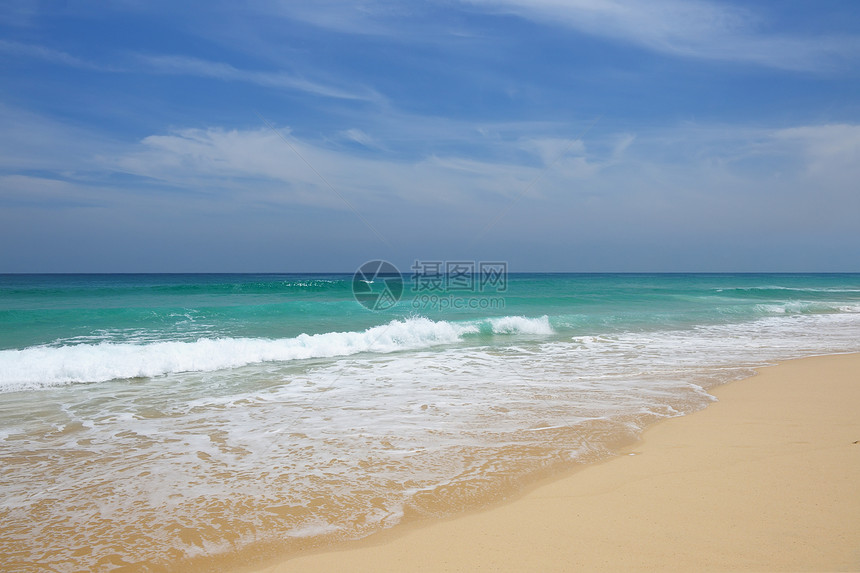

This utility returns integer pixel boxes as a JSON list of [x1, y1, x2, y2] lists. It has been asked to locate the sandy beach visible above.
[[251, 353, 860, 572]]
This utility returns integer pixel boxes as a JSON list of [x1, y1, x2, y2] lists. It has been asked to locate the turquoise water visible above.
[[3, 273, 859, 379], [1, 273, 859, 571]]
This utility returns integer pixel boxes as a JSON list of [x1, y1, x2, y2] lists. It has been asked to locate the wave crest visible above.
[[486, 315, 553, 335], [0, 315, 554, 391]]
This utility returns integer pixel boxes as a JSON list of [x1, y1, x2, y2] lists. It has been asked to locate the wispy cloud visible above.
[[0, 175, 111, 208], [110, 125, 538, 207], [3, 109, 859, 269], [0, 40, 110, 71], [772, 124, 860, 168], [0, 103, 119, 172], [8, 95, 859, 215], [107, 117, 860, 213], [135, 54, 384, 102], [339, 128, 380, 148], [255, 1, 430, 37], [259, 0, 859, 71], [0, 40, 383, 102], [462, 0, 860, 71]]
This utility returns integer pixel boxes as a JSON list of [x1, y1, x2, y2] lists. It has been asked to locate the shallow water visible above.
[[1, 273, 859, 571]]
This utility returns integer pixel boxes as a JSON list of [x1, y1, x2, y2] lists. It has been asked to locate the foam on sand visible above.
[[255, 353, 860, 572]]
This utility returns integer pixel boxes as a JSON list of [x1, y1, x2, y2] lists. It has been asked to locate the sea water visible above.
[[1, 273, 859, 570]]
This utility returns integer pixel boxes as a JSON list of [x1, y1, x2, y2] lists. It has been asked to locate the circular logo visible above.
[[352, 260, 403, 311]]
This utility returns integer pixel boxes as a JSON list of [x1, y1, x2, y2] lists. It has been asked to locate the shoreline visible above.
[[248, 353, 860, 572]]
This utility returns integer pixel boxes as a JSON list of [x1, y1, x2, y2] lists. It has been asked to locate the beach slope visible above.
[[254, 353, 860, 572]]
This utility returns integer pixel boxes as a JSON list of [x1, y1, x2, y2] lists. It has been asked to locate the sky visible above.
[[1, 0, 859, 272]]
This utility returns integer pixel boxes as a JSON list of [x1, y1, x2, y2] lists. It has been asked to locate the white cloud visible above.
[[5, 101, 859, 245], [462, 0, 860, 70], [519, 137, 586, 165], [3, 110, 858, 271], [771, 124, 860, 174], [110, 118, 860, 218], [340, 128, 380, 148], [111, 125, 540, 208]]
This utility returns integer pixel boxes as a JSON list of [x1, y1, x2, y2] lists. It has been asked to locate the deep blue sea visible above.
[[2, 273, 859, 570]]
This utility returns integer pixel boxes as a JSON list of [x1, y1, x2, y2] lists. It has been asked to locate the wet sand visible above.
[[250, 353, 860, 572]]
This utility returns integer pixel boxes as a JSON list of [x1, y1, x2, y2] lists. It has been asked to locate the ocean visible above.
[[1, 272, 859, 571]]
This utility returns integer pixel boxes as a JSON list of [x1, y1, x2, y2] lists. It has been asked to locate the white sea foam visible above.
[[2, 307, 858, 571], [751, 300, 860, 315], [0, 315, 555, 391]]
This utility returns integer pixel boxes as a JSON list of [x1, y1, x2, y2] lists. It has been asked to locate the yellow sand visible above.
[[252, 353, 860, 572]]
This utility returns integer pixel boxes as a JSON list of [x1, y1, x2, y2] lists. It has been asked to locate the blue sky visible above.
[[1, 0, 859, 272]]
